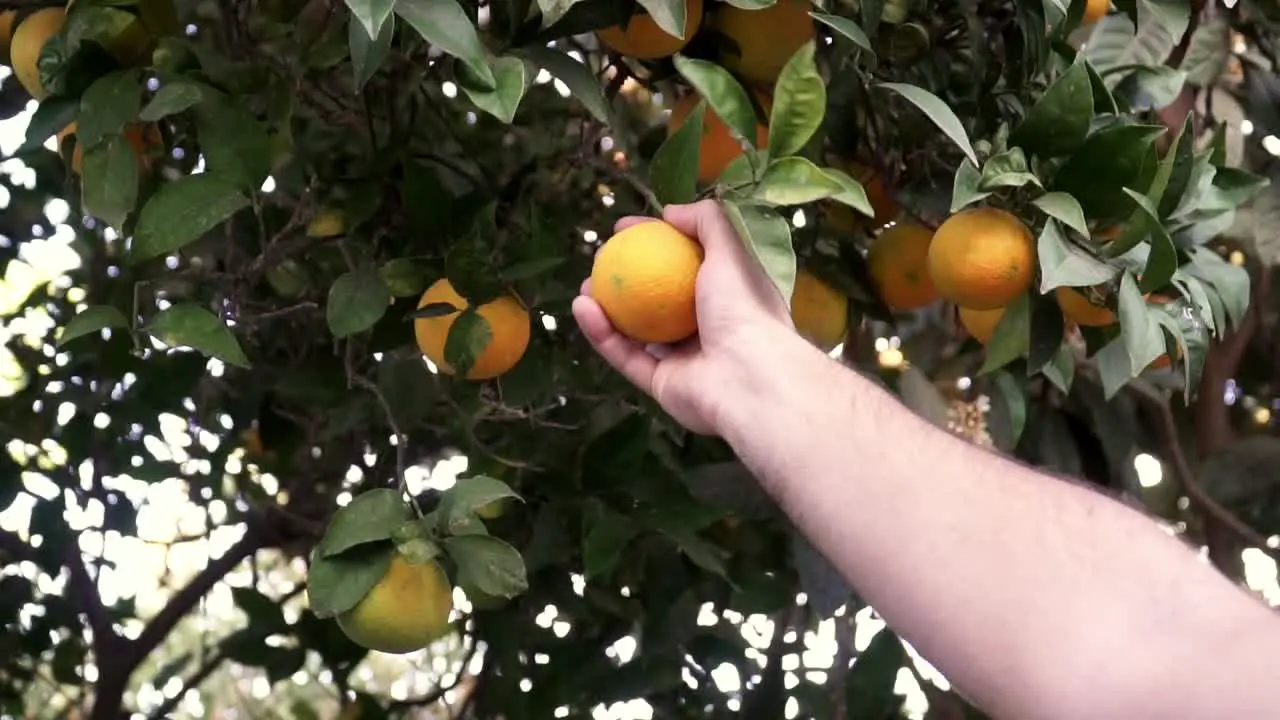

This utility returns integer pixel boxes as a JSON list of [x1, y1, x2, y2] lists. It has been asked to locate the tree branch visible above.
[[143, 650, 226, 720], [64, 542, 120, 654], [386, 641, 479, 711]]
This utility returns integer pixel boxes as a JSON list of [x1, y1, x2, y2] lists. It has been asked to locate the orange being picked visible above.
[[958, 305, 1005, 345], [668, 93, 769, 184], [711, 0, 815, 88], [926, 207, 1035, 311], [867, 222, 937, 311], [414, 279, 531, 380], [334, 553, 454, 654], [790, 268, 848, 352], [1083, 0, 1109, 24], [590, 220, 703, 344], [597, 0, 703, 59]]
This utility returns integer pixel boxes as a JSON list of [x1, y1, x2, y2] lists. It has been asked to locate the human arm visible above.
[[716, 322, 1280, 720], [573, 200, 1280, 720]]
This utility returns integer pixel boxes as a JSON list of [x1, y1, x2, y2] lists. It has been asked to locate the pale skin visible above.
[[571, 200, 1280, 720]]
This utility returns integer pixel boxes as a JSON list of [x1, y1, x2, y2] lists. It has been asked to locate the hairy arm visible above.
[[718, 325, 1280, 720]]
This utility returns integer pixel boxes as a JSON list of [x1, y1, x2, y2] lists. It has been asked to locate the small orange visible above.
[[790, 269, 848, 351], [414, 279, 531, 380], [1055, 287, 1116, 327], [597, 0, 703, 59], [58, 121, 163, 177], [711, 0, 815, 88], [668, 93, 769, 185], [867, 222, 937, 311], [958, 306, 1005, 345], [1083, 0, 1109, 24], [590, 220, 703, 344], [926, 207, 1035, 311]]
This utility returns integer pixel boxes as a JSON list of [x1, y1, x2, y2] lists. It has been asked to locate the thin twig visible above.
[[353, 375, 423, 517]]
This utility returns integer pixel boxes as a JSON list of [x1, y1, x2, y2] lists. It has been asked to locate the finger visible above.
[[662, 199, 744, 261], [572, 295, 657, 393], [613, 215, 659, 234], [579, 277, 592, 296]]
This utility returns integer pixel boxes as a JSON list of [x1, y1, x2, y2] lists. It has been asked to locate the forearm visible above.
[[720, 327, 1279, 719]]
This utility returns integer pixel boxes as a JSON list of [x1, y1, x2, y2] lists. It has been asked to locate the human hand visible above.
[[572, 199, 795, 435]]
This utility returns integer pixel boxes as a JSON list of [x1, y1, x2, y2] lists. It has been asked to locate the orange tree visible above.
[[0, 0, 1275, 716]]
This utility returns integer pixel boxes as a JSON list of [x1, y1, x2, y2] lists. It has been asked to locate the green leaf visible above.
[[345, 0, 395, 40], [673, 54, 757, 147], [650, 99, 703, 204], [722, 200, 796, 308], [445, 534, 528, 598], [767, 40, 825, 160], [458, 55, 528, 124], [1037, 220, 1117, 292], [753, 156, 844, 206], [349, 10, 395, 91], [582, 504, 637, 579], [1180, 17, 1228, 86], [668, 531, 728, 578], [950, 159, 990, 212], [395, 0, 494, 90], [989, 369, 1029, 449], [1115, 189, 1177, 293], [820, 167, 874, 217], [1032, 192, 1089, 238], [58, 305, 129, 346], [1156, 114, 1196, 219], [20, 96, 77, 153], [1051, 123, 1164, 219], [131, 173, 249, 263], [897, 365, 950, 428], [979, 293, 1031, 374], [327, 267, 390, 338], [232, 586, 287, 631], [1113, 65, 1186, 111], [306, 541, 393, 617], [877, 82, 977, 167], [846, 629, 906, 717], [140, 80, 208, 122], [1041, 344, 1076, 394], [147, 303, 251, 369], [1185, 247, 1249, 328], [979, 147, 1041, 190], [444, 307, 493, 378], [516, 47, 610, 123], [440, 476, 522, 522], [316, 489, 414, 559], [634, 0, 687, 38], [81, 134, 139, 231], [195, 97, 272, 190], [1009, 57, 1093, 158], [1116, 272, 1165, 374], [499, 256, 566, 282], [810, 12, 873, 54], [77, 69, 143, 150]]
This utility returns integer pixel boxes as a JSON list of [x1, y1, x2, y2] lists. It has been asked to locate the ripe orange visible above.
[[11, 8, 64, 99], [668, 93, 768, 185], [334, 554, 454, 654], [867, 222, 937, 311], [926, 207, 1035, 311], [597, 0, 703, 59], [0, 10, 18, 63], [1055, 287, 1116, 327], [414, 279, 531, 380], [590, 220, 703, 344], [711, 0, 815, 88], [1083, 0, 1109, 24], [57, 122, 163, 177], [790, 268, 848, 352], [958, 306, 1005, 345]]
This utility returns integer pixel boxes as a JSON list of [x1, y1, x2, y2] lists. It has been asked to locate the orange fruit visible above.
[[57, 121, 163, 177], [11, 8, 64, 99], [790, 268, 848, 352], [668, 93, 769, 185], [1055, 287, 1116, 327], [414, 279, 531, 380], [333, 554, 453, 654], [867, 222, 937, 311], [958, 306, 1005, 345], [0, 10, 18, 63], [590, 220, 703, 344], [926, 207, 1035, 311], [711, 0, 815, 88], [1083, 0, 1108, 24], [597, 0, 703, 59]]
